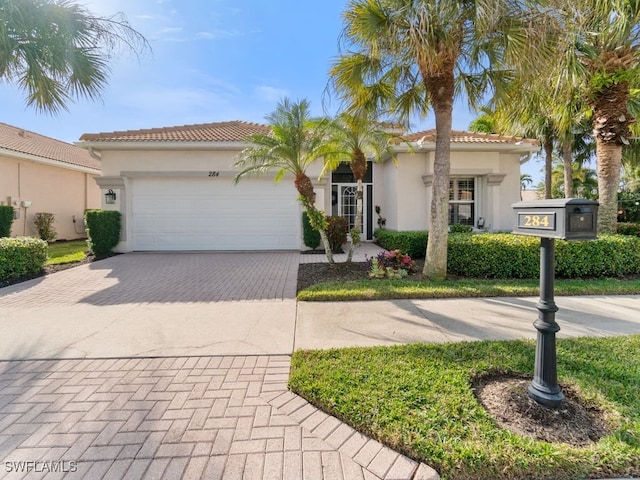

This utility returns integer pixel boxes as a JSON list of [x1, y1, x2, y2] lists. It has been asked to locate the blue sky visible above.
[[0, 0, 543, 181]]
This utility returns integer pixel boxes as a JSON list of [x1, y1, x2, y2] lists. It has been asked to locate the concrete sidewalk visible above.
[[1, 250, 639, 479], [295, 295, 640, 350]]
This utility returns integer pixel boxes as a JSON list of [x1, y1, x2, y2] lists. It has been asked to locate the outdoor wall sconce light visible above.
[[105, 189, 117, 204]]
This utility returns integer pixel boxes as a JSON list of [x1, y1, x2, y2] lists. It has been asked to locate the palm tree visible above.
[[234, 98, 335, 263], [552, 0, 640, 232], [550, 160, 598, 200], [329, 0, 550, 280], [520, 173, 533, 200], [0, 0, 148, 113], [320, 113, 397, 262]]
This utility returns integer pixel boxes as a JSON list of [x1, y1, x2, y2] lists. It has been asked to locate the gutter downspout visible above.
[[88, 147, 102, 161]]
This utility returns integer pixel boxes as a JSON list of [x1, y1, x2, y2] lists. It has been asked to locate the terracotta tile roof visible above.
[[79, 120, 271, 143], [0, 122, 100, 171], [405, 129, 538, 146]]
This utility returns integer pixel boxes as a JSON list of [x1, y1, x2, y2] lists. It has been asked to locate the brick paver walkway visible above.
[[0, 356, 433, 480]]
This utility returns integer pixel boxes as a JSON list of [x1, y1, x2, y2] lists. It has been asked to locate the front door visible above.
[[331, 184, 373, 240], [331, 162, 374, 240]]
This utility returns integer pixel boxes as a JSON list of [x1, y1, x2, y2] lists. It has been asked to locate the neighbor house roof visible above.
[[79, 120, 271, 143], [406, 129, 539, 146], [0, 122, 100, 172]]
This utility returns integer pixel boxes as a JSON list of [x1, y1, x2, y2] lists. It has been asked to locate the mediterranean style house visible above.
[[77, 121, 538, 252], [1, 122, 101, 240]]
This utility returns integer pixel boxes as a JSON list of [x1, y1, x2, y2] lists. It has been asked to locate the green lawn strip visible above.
[[297, 277, 640, 301], [46, 240, 87, 265], [290, 336, 640, 480]]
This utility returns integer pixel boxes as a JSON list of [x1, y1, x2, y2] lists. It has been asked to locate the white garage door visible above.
[[132, 178, 300, 251]]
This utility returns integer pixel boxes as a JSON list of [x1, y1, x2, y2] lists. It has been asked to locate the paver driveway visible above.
[[0, 252, 434, 479], [0, 252, 299, 359]]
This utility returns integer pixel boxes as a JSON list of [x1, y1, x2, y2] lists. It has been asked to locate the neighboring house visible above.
[[77, 122, 538, 252], [0, 122, 101, 240]]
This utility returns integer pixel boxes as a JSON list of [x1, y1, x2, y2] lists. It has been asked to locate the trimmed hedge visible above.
[[617, 222, 640, 236], [374, 229, 428, 259], [0, 205, 14, 237], [302, 211, 321, 249], [0, 237, 48, 282], [447, 233, 539, 278], [376, 230, 640, 278], [85, 210, 121, 255]]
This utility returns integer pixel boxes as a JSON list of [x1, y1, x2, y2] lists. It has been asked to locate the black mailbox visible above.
[[512, 198, 598, 240]]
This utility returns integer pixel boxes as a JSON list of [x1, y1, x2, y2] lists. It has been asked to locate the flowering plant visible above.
[[368, 249, 416, 278]]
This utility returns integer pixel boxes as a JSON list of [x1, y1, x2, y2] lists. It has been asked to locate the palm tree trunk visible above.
[[295, 172, 334, 263], [590, 81, 632, 233], [544, 137, 553, 199], [562, 140, 573, 198], [319, 229, 334, 264], [596, 140, 622, 233], [423, 74, 453, 281]]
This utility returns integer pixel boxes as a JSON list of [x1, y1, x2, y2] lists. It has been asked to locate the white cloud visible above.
[[254, 86, 289, 103]]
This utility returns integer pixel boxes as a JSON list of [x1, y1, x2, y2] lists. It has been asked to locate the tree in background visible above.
[[329, 0, 551, 280], [0, 0, 148, 113]]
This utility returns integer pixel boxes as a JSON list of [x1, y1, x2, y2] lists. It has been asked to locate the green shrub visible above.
[[555, 234, 640, 278], [326, 216, 348, 253], [0, 205, 14, 237], [302, 211, 321, 250], [447, 233, 640, 279], [33, 212, 57, 242], [85, 210, 121, 255], [448, 233, 540, 278], [374, 229, 428, 259], [0, 237, 48, 282], [449, 223, 473, 233], [617, 222, 640, 236]]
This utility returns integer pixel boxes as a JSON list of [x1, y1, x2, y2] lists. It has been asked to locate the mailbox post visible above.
[[512, 199, 598, 408]]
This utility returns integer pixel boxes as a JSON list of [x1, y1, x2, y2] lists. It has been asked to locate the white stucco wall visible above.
[[96, 147, 327, 252], [379, 147, 530, 233]]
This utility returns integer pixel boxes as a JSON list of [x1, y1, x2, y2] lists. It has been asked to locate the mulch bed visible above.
[[475, 374, 612, 446]]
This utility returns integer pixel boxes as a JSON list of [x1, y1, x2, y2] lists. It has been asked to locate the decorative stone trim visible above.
[[487, 173, 506, 186]]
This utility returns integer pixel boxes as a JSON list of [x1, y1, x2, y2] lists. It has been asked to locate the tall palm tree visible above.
[[550, 160, 598, 200], [329, 0, 551, 280], [234, 98, 335, 263], [552, 0, 640, 232], [0, 0, 148, 113], [320, 113, 397, 262]]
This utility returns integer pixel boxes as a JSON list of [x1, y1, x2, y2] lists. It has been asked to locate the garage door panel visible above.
[[132, 178, 300, 251]]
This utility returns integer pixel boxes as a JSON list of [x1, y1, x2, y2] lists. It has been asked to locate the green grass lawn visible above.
[[298, 277, 640, 301], [46, 239, 87, 265], [290, 336, 640, 480]]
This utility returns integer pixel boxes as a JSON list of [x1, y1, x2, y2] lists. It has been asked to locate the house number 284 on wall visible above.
[[208, 171, 220, 177]]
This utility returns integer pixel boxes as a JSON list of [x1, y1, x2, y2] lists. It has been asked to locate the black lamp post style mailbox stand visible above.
[[512, 198, 598, 409]]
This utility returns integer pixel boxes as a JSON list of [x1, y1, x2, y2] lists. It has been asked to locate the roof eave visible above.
[[75, 140, 251, 151], [0, 147, 101, 174], [393, 141, 540, 154]]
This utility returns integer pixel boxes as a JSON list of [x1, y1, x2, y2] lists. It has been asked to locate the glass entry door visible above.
[[332, 184, 370, 239]]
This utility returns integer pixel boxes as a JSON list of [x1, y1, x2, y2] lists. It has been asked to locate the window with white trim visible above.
[[449, 177, 475, 226]]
